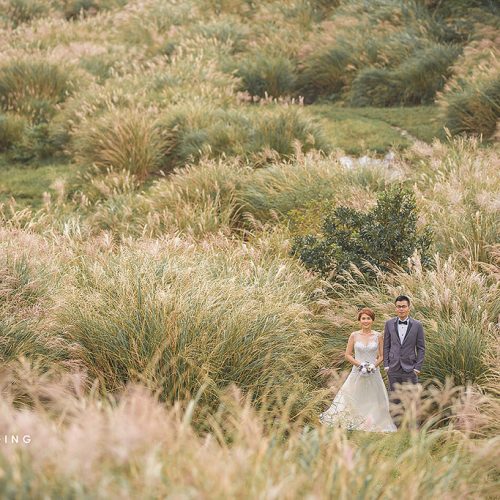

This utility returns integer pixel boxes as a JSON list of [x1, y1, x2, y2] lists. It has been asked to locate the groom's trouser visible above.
[[388, 369, 418, 392], [387, 369, 419, 426]]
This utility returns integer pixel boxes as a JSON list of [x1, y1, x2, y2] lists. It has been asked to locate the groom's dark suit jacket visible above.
[[383, 317, 425, 373]]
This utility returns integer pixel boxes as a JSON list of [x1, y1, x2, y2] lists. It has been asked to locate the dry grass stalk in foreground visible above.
[[0, 361, 498, 499]]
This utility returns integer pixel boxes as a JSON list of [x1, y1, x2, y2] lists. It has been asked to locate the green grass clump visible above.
[[350, 44, 461, 107], [62, 0, 127, 20], [3, 0, 49, 27], [0, 113, 26, 152], [442, 76, 500, 138], [414, 137, 499, 265], [158, 105, 252, 168], [236, 54, 297, 98], [236, 153, 344, 223], [297, 43, 355, 102], [156, 105, 330, 171], [197, 18, 250, 53], [73, 108, 170, 180], [0, 59, 79, 123], [250, 107, 331, 159]]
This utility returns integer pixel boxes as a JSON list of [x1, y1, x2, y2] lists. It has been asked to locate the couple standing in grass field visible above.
[[320, 295, 426, 432]]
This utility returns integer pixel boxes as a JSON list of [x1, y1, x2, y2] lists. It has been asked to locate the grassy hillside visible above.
[[0, 0, 499, 497]]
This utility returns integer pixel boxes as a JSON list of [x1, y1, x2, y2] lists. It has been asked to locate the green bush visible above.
[[425, 320, 493, 386], [443, 77, 500, 138], [10, 123, 60, 162], [291, 185, 433, 279], [236, 55, 297, 98], [350, 44, 461, 106], [236, 157, 344, 223], [79, 53, 118, 83], [420, 0, 500, 18]]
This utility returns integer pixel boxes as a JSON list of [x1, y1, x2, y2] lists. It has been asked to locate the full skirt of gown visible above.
[[320, 334, 396, 432]]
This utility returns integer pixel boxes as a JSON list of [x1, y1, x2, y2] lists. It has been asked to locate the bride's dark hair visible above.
[[357, 307, 375, 320]]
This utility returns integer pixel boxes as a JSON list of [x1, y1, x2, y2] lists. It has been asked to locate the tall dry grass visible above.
[[412, 136, 500, 265], [0, 361, 498, 498], [0, 225, 331, 410], [437, 25, 500, 139]]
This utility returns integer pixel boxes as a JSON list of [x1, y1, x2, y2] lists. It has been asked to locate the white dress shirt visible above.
[[397, 317, 409, 344]]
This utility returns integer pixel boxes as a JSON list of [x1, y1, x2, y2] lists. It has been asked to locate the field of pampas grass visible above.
[[1, 0, 499, 497]]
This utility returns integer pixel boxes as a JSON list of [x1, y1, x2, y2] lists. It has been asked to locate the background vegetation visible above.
[[0, 0, 499, 497]]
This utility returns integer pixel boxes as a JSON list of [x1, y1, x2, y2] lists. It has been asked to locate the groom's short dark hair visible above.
[[395, 295, 411, 305]]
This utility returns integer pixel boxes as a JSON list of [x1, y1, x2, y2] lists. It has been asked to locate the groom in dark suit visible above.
[[383, 295, 425, 391]]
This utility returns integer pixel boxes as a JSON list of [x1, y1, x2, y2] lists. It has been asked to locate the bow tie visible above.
[[398, 320, 408, 325]]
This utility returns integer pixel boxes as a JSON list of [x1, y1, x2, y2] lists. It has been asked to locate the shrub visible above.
[[350, 44, 461, 106], [236, 55, 297, 98], [73, 109, 170, 180], [10, 122, 61, 161], [291, 185, 433, 279]]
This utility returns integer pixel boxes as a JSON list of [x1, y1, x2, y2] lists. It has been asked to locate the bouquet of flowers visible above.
[[358, 362, 376, 376]]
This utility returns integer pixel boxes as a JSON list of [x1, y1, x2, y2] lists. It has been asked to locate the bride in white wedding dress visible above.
[[320, 308, 396, 432]]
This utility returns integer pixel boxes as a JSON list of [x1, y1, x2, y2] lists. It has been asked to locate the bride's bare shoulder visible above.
[[350, 330, 361, 336]]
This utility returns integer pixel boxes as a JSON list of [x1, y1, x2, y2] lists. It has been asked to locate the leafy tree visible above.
[[291, 185, 433, 279]]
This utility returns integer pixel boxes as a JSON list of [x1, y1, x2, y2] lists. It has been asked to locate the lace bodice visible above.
[[354, 332, 379, 364]]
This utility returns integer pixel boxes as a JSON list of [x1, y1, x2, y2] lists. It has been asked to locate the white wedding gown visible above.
[[320, 332, 396, 432]]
